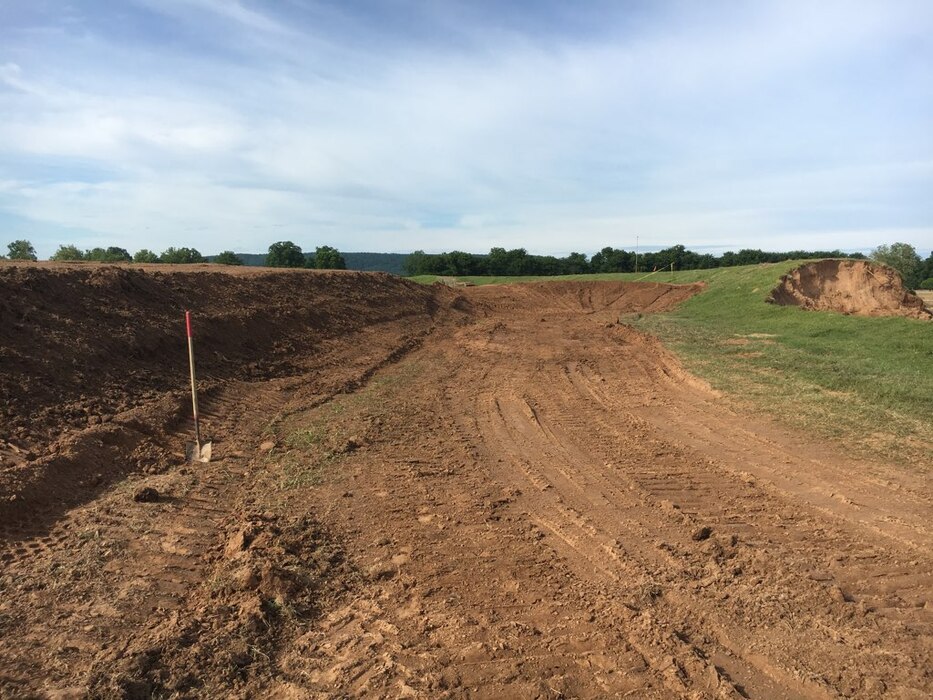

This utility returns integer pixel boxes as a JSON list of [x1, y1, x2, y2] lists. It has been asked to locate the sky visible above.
[[1, 0, 932, 259]]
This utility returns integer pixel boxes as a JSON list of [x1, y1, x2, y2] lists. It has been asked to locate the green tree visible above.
[[590, 247, 635, 273], [215, 250, 244, 265], [159, 247, 205, 264], [871, 243, 922, 288], [265, 240, 305, 268], [51, 244, 85, 261], [85, 246, 132, 262], [404, 250, 428, 275], [133, 249, 159, 263], [487, 247, 531, 275], [562, 252, 589, 274], [7, 240, 37, 261], [313, 245, 346, 270], [920, 252, 933, 283]]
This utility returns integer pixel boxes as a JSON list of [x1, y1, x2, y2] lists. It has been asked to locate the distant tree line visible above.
[[404, 245, 870, 277], [5, 237, 931, 287], [229, 251, 407, 274], [42, 244, 216, 264], [0, 239, 346, 270]]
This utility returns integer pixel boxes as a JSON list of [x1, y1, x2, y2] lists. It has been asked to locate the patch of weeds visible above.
[[278, 451, 334, 490], [261, 413, 284, 440], [284, 426, 325, 450], [268, 357, 426, 491]]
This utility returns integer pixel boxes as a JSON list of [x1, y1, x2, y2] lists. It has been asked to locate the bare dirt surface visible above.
[[1, 266, 930, 699], [768, 259, 932, 319]]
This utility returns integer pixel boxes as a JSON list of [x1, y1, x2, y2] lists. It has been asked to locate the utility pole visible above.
[[635, 235, 639, 273]]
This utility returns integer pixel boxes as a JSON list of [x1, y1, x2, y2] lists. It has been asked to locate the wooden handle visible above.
[[186, 312, 201, 446]]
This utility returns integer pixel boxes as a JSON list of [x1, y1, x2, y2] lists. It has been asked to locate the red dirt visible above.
[[1, 264, 930, 699], [768, 259, 932, 319], [0, 262, 457, 528]]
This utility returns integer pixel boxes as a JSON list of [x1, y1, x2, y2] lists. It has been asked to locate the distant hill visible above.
[[343, 253, 408, 275], [211, 252, 409, 275]]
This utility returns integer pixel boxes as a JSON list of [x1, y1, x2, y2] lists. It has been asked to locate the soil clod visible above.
[[132, 487, 160, 503]]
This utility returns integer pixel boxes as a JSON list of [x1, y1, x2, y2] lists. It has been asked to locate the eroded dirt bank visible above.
[[0, 263, 460, 530], [0, 268, 930, 699]]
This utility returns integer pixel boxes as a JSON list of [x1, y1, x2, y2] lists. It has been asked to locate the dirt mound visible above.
[[0, 263, 447, 445], [767, 259, 932, 319], [0, 263, 463, 528], [87, 511, 350, 699]]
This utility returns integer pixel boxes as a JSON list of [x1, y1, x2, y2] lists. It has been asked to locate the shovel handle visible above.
[[186, 311, 202, 447]]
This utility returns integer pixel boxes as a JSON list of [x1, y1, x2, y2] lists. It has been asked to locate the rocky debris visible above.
[[132, 487, 160, 503], [86, 512, 350, 699]]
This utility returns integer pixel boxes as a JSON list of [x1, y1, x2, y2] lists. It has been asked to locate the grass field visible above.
[[418, 262, 933, 468]]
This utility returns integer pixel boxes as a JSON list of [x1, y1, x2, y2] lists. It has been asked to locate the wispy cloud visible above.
[[0, 1, 931, 258]]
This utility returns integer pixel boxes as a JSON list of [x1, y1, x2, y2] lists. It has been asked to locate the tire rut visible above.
[[449, 313, 931, 698]]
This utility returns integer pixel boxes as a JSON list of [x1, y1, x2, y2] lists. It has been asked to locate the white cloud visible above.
[[0, 1, 931, 258], [131, 0, 289, 35]]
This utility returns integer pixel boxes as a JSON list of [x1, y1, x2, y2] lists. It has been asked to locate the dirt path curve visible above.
[[1, 279, 930, 699], [273, 285, 930, 699]]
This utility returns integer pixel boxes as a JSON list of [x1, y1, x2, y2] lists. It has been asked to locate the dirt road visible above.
[[0, 268, 929, 699]]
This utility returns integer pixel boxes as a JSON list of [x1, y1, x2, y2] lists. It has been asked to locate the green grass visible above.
[[421, 261, 933, 468], [634, 261, 932, 467]]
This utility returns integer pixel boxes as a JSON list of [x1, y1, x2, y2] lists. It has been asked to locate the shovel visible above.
[[185, 310, 212, 463]]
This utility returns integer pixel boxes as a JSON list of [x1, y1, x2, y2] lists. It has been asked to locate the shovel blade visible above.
[[186, 441, 212, 463]]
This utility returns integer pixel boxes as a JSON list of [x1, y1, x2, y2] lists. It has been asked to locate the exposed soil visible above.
[[767, 259, 932, 319], [1, 265, 930, 699], [0, 262, 455, 530]]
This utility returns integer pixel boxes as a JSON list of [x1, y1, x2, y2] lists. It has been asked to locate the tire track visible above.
[[451, 309, 932, 698]]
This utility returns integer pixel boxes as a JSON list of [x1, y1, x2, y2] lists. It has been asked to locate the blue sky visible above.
[[1, 0, 931, 259]]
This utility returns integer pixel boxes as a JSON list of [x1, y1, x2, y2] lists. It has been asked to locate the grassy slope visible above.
[[418, 262, 933, 468]]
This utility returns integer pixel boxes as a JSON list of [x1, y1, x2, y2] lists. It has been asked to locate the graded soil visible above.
[[0, 264, 930, 699], [768, 258, 932, 319]]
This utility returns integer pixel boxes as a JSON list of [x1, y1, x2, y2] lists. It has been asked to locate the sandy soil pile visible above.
[[767, 259, 932, 319]]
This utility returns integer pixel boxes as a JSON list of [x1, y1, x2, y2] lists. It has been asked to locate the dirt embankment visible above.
[[0, 263, 465, 527], [768, 259, 932, 319], [0, 264, 445, 438], [467, 279, 705, 315]]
